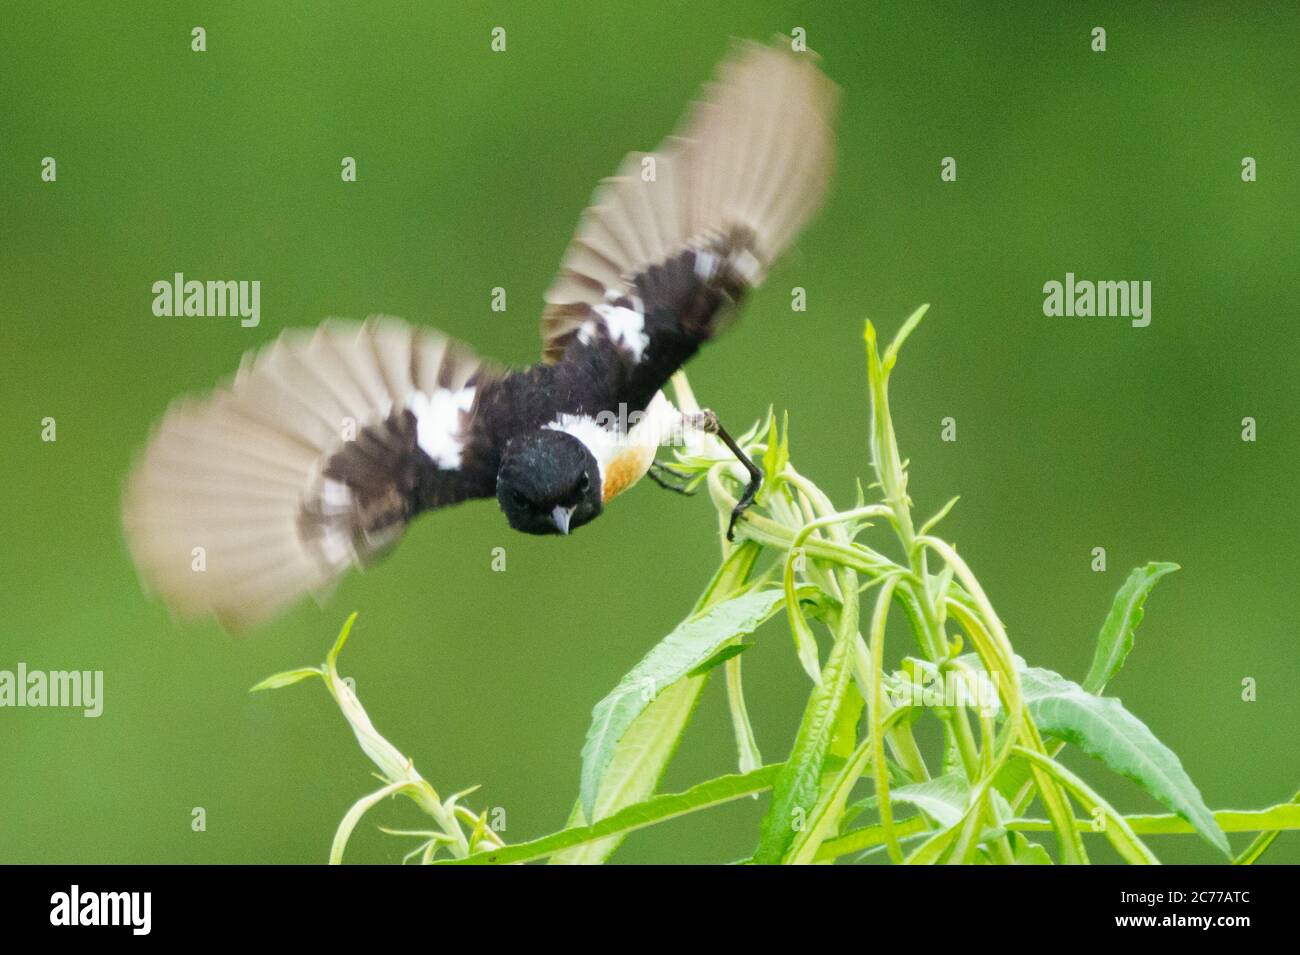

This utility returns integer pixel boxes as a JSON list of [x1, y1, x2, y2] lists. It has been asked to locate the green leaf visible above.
[[784, 683, 890, 865], [556, 544, 765, 864], [882, 303, 930, 373], [917, 496, 960, 539], [1018, 665, 1230, 857], [555, 675, 705, 864], [761, 410, 789, 488], [1084, 562, 1179, 694], [1008, 832, 1053, 864], [448, 765, 783, 865], [578, 587, 787, 824], [753, 575, 863, 864], [687, 643, 751, 677], [889, 773, 969, 829], [829, 680, 864, 763], [784, 565, 825, 684], [845, 772, 971, 841], [904, 820, 963, 864], [249, 667, 322, 692], [695, 540, 763, 609], [326, 611, 359, 671], [723, 651, 763, 774], [755, 647, 854, 862], [785, 737, 868, 865], [896, 777, 992, 866]]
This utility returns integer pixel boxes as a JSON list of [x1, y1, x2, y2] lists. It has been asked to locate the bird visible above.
[[122, 38, 838, 630]]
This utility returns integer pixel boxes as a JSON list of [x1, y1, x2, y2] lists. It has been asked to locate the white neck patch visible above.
[[545, 413, 617, 485], [544, 392, 680, 489]]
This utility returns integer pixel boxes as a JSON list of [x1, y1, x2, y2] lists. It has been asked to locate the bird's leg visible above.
[[684, 409, 763, 542], [647, 462, 695, 496]]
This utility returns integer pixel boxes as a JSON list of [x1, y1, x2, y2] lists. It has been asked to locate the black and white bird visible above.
[[123, 39, 838, 630]]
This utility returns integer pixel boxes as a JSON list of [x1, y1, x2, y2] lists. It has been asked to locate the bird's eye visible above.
[[578, 471, 591, 493]]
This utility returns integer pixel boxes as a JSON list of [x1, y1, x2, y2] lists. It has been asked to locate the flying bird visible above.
[[123, 39, 838, 629]]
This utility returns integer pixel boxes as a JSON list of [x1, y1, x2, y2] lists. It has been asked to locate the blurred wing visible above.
[[541, 38, 838, 365], [122, 317, 501, 631]]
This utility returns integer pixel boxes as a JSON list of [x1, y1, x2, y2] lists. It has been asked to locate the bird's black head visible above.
[[497, 430, 603, 536]]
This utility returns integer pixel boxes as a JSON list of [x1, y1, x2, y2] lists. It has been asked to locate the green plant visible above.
[[257, 305, 1299, 864], [250, 614, 504, 863]]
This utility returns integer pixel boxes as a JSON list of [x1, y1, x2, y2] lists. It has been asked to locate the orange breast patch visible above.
[[602, 444, 656, 503]]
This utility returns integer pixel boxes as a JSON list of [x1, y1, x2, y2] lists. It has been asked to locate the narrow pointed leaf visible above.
[[1084, 562, 1179, 694], [1019, 666, 1230, 856], [753, 574, 864, 864], [249, 667, 322, 692], [450, 765, 783, 865], [579, 587, 787, 822], [558, 544, 764, 864]]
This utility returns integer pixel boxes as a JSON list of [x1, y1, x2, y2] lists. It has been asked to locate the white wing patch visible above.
[[407, 386, 476, 469], [540, 41, 837, 365], [578, 302, 650, 364], [122, 316, 495, 632]]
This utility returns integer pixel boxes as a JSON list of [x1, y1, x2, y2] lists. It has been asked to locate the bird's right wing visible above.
[[122, 317, 501, 631]]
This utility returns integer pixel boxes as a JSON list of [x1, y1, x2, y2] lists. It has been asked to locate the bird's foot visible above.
[[647, 462, 696, 496]]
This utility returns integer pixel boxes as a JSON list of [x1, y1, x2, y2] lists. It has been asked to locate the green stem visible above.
[[868, 576, 904, 863], [850, 636, 929, 781], [1233, 788, 1300, 864], [1013, 746, 1156, 864], [447, 766, 784, 865]]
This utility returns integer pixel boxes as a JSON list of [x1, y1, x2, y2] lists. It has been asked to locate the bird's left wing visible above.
[[539, 39, 838, 390], [122, 317, 501, 631]]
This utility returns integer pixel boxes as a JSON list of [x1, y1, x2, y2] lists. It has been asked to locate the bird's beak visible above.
[[551, 505, 575, 535]]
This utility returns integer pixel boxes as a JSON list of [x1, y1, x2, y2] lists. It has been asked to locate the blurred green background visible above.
[[2, 2, 1296, 864]]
